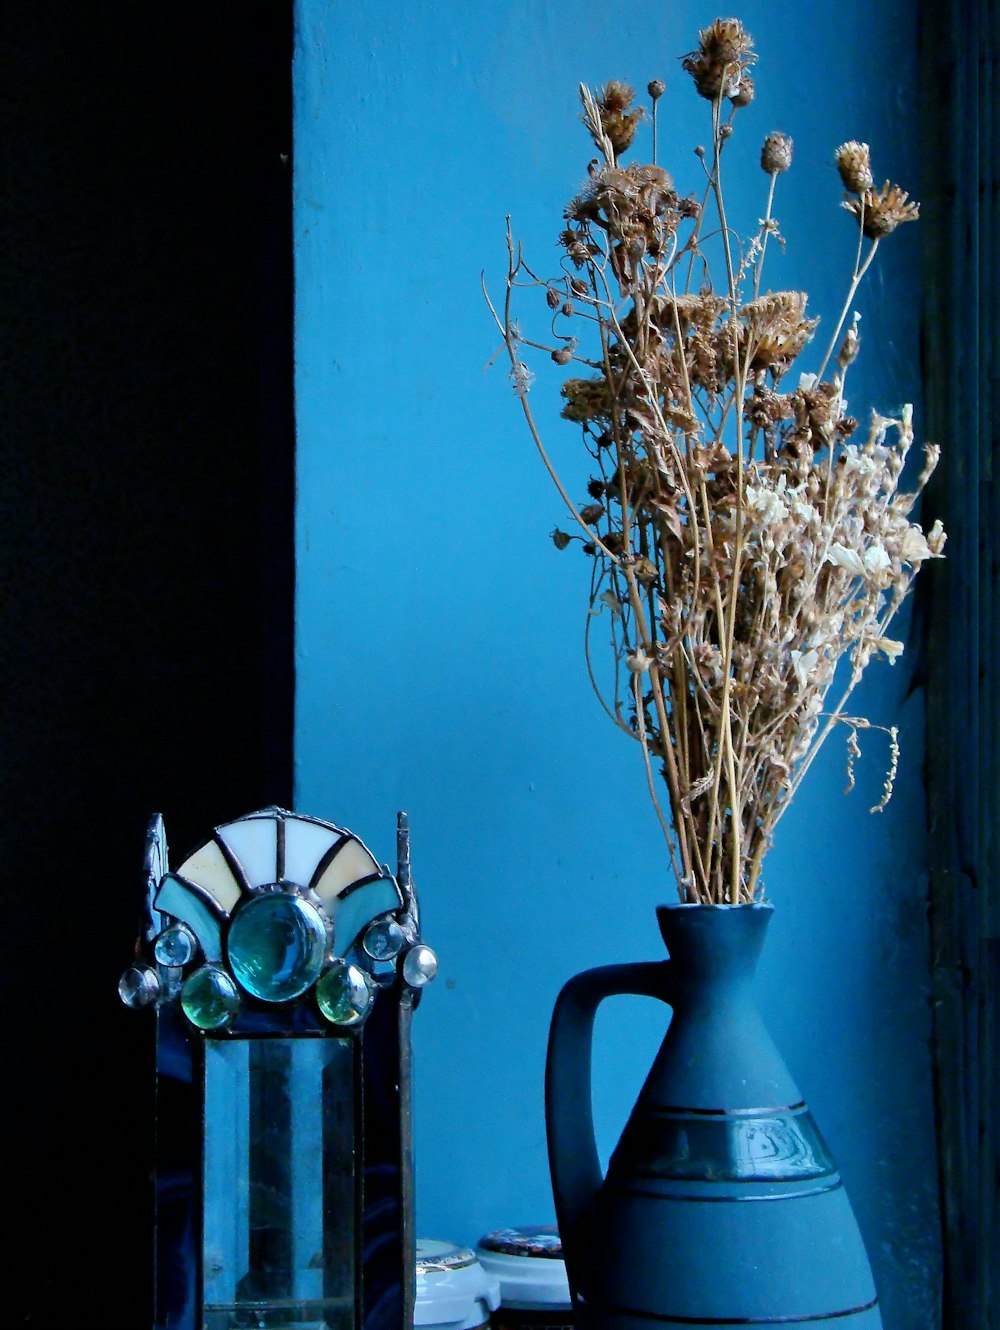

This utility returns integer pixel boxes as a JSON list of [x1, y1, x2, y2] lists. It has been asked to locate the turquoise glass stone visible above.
[[316, 959, 372, 1026], [227, 892, 327, 1002], [181, 965, 240, 1030]]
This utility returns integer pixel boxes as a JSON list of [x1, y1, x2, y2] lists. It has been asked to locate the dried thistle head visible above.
[[560, 376, 616, 425], [761, 131, 793, 175], [681, 17, 756, 101], [736, 291, 819, 372], [588, 80, 644, 157], [648, 78, 666, 101], [730, 72, 755, 107], [835, 140, 874, 195], [843, 181, 920, 238]]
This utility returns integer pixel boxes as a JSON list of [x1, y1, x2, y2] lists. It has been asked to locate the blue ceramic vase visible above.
[[545, 902, 881, 1328]]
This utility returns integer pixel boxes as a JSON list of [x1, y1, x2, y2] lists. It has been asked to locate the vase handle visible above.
[[545, 960, 673, 1305]]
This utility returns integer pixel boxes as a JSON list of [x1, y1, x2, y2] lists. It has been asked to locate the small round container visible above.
[[475, 1226, 573, 1330], [415, 1238, 502, 1330]]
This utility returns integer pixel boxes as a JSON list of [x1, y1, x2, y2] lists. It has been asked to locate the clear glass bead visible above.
[[118, 963, 159, 1008], [402, 944, 438, 988], [154, 923, 197, 968], [363, 917, 406, 960]]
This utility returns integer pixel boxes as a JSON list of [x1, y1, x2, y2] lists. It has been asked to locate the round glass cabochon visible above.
[[227, 892, 327, 1001]]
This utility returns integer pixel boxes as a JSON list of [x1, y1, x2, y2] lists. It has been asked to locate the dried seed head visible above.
[[835, 141, 873, 195], [843, 181, 920, 239], [600, 79, 633, 112], [595, 80, 644, 156], [681, 17, 755, 101], [648, 78, 666, 101], [836, 313, 861, 369], [552, 346, 574, 365], [551, 528, 571, 550], [730, 73, 755, 107], [736, 291, 819, 370], [579, 502, 605, 524], [761, 131, 793, 175], [546, 286, 561, 310]]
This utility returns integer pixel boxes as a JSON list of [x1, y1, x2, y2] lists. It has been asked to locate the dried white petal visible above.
[[746, 483, 789, 527], [875, 638, 905, 663], [927, 519, 947, 556], [899, 525, 931, 565], [863, 543, 892, 575], [827, 543, 866, 576], [790, 647, 818, 689], [627, 647, 652, 674]]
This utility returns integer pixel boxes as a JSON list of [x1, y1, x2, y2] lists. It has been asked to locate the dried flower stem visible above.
[[489, 31, 940, 902]]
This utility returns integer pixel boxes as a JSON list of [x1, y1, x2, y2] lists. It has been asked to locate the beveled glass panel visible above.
[[218, 816, 279, 889], [311, 841, 381, 907], [202, 1037, 357, 1330], [283, 818, 342, 892], [174, 840, 243, 913]]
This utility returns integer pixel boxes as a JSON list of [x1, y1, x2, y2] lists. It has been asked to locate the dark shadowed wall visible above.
[[0, 5, 293, 1321]]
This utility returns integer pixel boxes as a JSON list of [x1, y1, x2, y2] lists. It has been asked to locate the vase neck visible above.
[[656, 903, 771, 987]]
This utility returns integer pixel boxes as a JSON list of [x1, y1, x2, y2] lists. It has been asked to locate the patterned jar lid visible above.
[[478, 1225, 563, 1259], [476, 1227, 570, 1309]]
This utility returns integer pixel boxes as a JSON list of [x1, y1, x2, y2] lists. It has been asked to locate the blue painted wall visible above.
[[293, 3, 940, 1324]]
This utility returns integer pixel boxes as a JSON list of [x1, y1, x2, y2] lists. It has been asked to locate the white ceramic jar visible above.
[[415, 1238, 502, 1330], [475, 1226, 573, 1330]]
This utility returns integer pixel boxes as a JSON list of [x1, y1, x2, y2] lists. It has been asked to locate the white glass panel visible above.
[[176, 839, 243, 912], [218, 816, 278, 888], [312, 840, 380, 906], [283, 818, 341, 891]]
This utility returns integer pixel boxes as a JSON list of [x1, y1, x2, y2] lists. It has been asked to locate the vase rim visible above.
[[658, 900, 773, 913]]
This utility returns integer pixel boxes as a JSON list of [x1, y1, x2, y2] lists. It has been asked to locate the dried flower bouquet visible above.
[[487, 17, 945, 905]]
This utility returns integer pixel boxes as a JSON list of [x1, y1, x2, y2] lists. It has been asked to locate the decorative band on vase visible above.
[[608, 1104, 836, 1185]]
